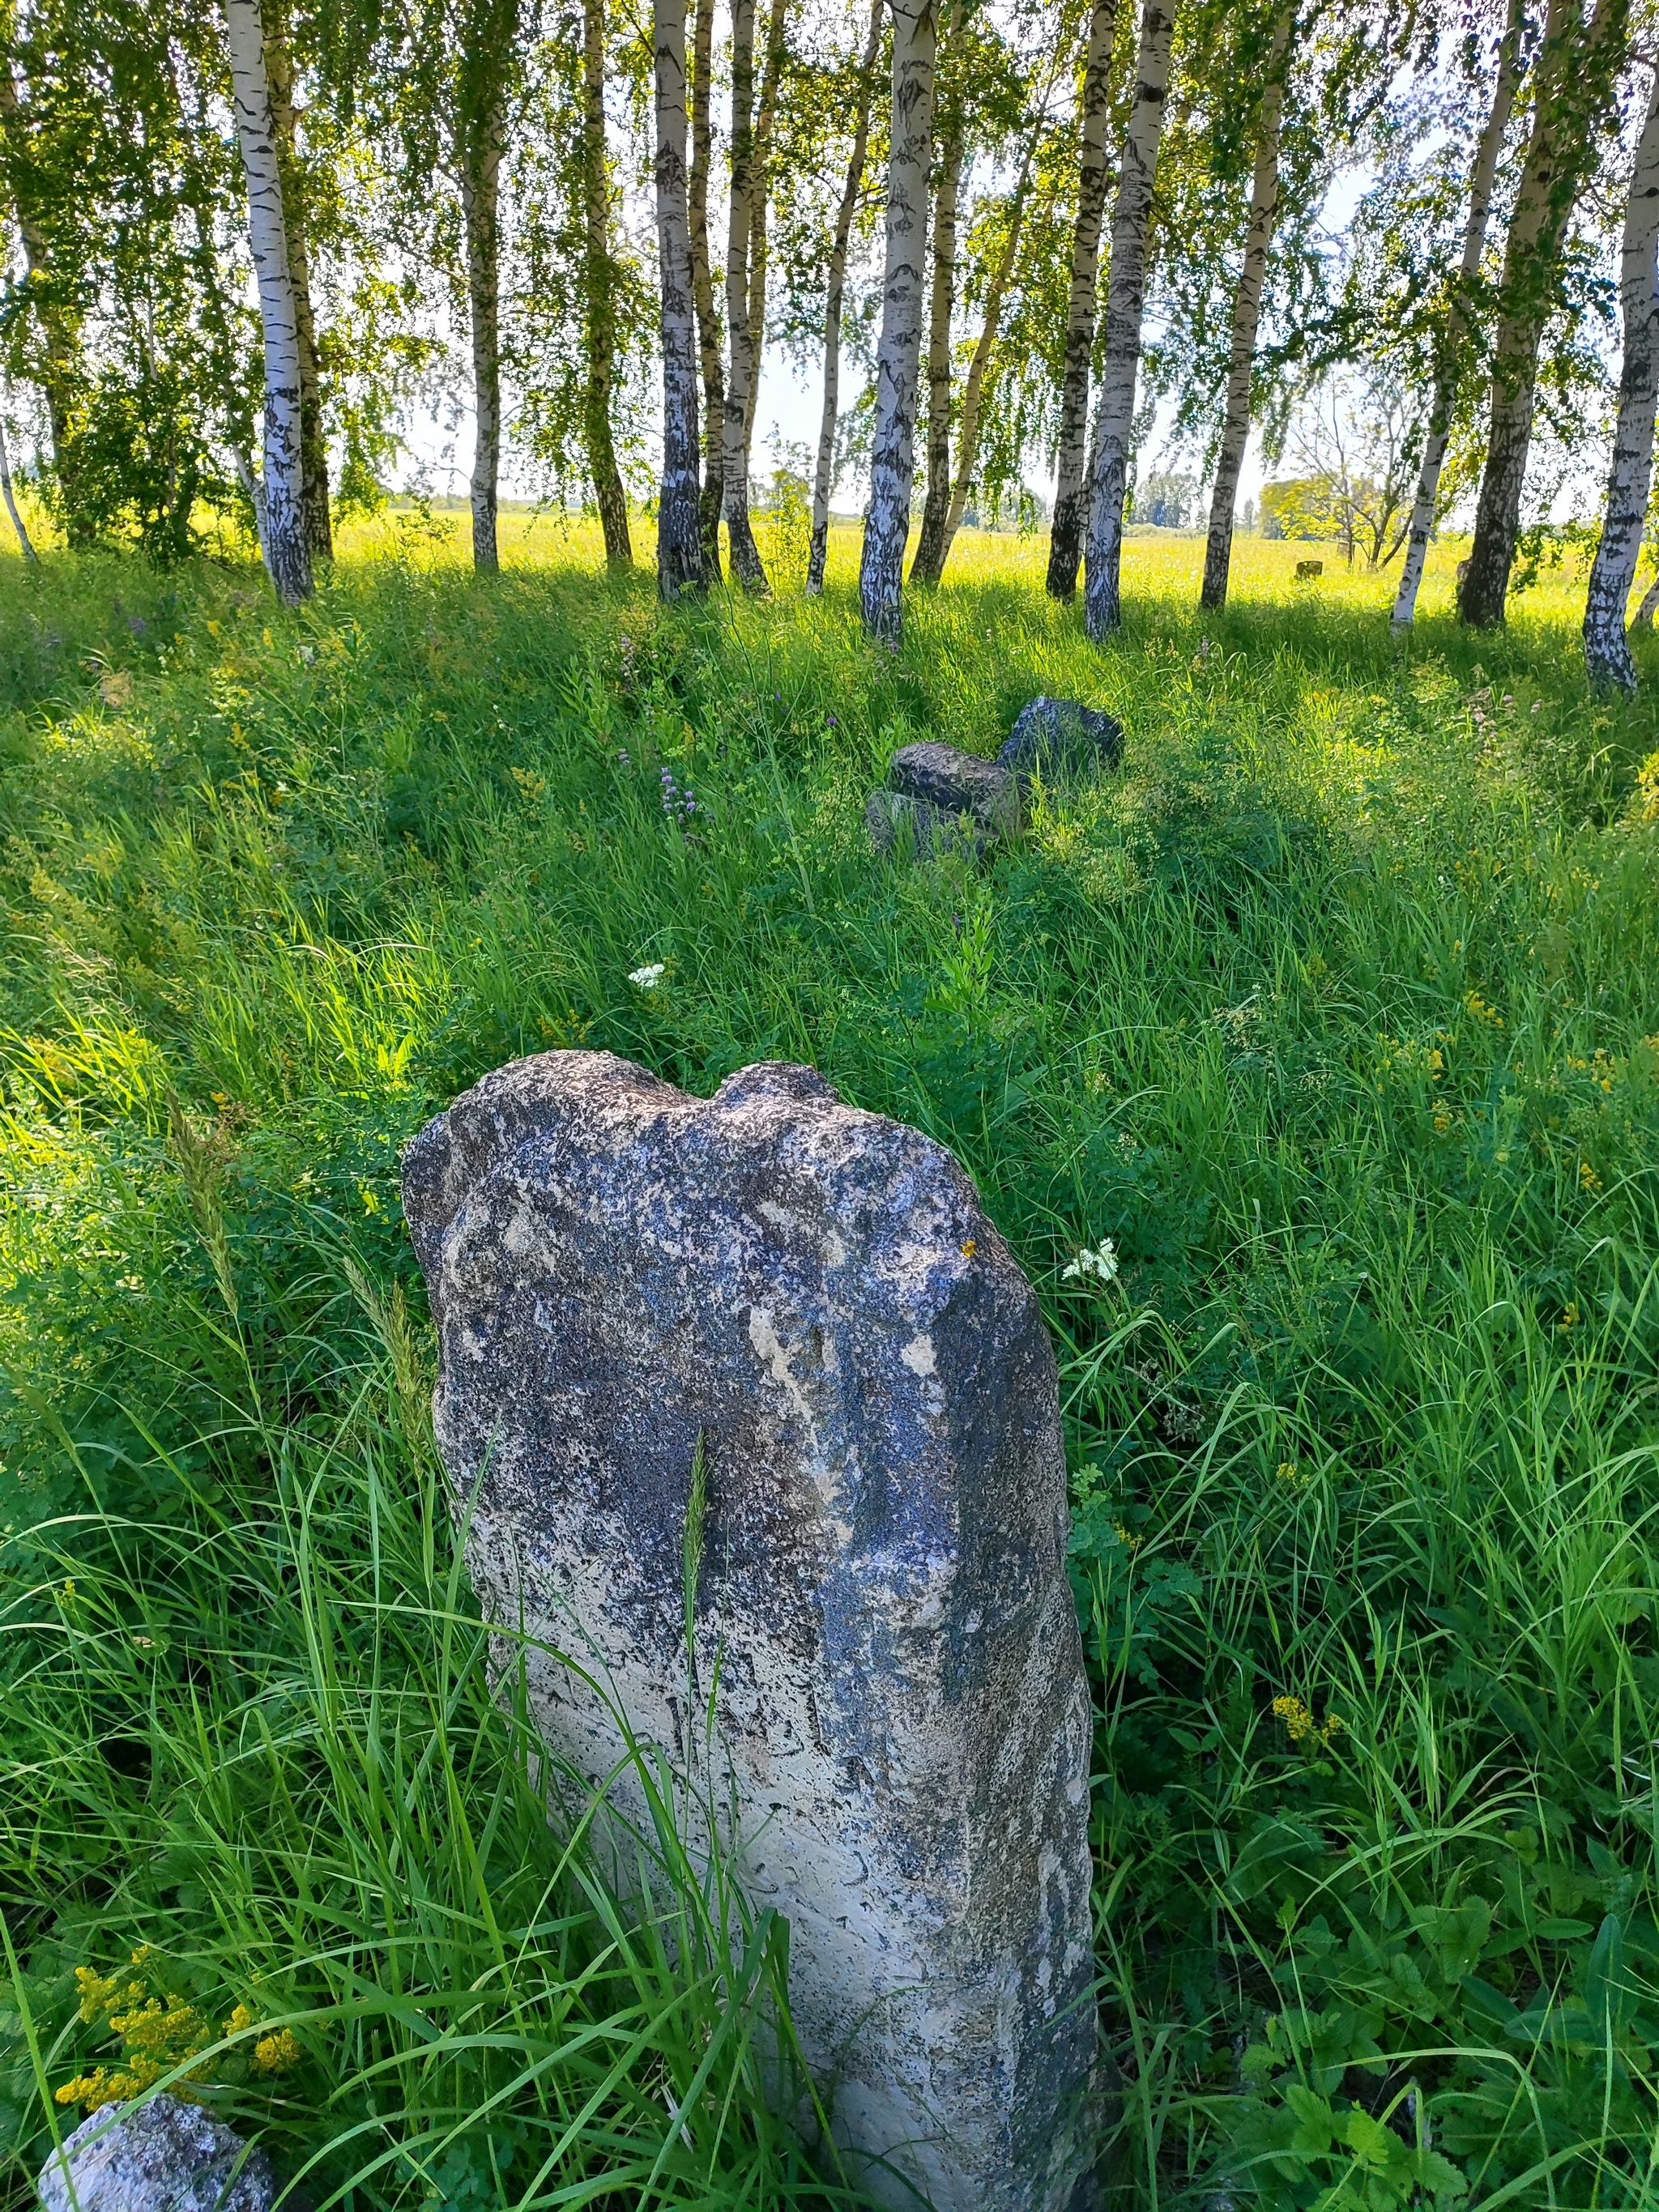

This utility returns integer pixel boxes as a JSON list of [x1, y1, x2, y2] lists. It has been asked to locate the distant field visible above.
[[2, 518, 1657, 2210]]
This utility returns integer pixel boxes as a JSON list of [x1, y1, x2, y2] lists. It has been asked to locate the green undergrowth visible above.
[[2, 536, 1659, 2210]]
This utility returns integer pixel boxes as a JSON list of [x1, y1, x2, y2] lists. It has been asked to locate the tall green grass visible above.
[[2, 526, 1659, 2208]]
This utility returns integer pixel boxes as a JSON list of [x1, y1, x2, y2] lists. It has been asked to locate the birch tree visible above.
[[655, 0, 706, 597], [722, 0, 770, 590], [808, 0, 883, 593], [742, 0, 788, 479], [264, 1, 331, 560], [453, 0, 515, 575], [225, 0, 311, 603], [1390, 0, 1524, 630], [911, 4, 966, 587], [581, 0, 632, 565], [859, 0, 937, 640], [1082, 0, 1174, 642], [1460, 0, 1628, 629], [1583, 64, 1659, 693], [688, 0, 723, 577], [1197, 0, 1293, 613], [1045, 0, 1119, 601]]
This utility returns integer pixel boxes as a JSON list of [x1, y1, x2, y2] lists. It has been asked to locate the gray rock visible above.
[[38, 2096, 275, 2212], [867, 739, 1020, 857], [996, 698, 1124, 788], [402, 1051, 1099, 2212]]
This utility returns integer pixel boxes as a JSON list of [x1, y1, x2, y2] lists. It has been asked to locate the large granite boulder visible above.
[[38, 2096, 275, 2212], [996, 698, 1124, 788], [866, 739, 1021, 857], [402, 1051, 1098, 2212]]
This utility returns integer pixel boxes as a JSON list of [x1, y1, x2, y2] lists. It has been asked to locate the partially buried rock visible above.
[[39, 2095, 275, 2212], [402, 1051, 1099, 2212], [996, 697, 1124, 788], [866, 738, 1021, 857]]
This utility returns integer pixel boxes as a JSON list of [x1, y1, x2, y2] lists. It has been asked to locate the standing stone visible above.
[[866, 738, 1021, 857], [38, 2096, 275, 2212], [402, 1051, 1098, 2212], [996, 698, 1124, 788]]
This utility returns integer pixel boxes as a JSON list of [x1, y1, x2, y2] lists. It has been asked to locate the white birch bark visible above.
[[1635, 566, 1659, 627], [808, 0, 883, 593], [655, 0, 706, 597], [722, 0, 770, 591], [1390, 0, 1523, 629], [1045, 0, 1119, 602], [0, 412, 38, 562], [859, 0, 937, 640], [1198, 2, 1292, 613], [1584, 64, 1659, 693], [688, 0, 725, 576], [224, 0, 311, 605], [1081, 0, 1173, 643]]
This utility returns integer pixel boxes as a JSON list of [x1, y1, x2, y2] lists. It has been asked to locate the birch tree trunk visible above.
[[935, 150, 1035, 573], [1045, 0, 1119, 601], [457, 95, 505, 575], [1583, 65, 1659, 693], [859, 0, 938, 640], [909, 128, 966, 586], [582, 0, 633, 566], [0, 412, 38, 562], [742, 0, 788, 472], [1635, 567, 1659, 627], [722, 0, 770, 590], [1391, 0, 1523, 629], [808, 0, 883, 593], [1460, 0, 1624, 629], [1082, 0, 1173, 643], [225, 0, 312, 604], [655, 0, 706, 598], [688, 0, 723, 578], [264, 0, 331, 561], [1198, 2, 1292, 613], [0, 38, 85, 536]]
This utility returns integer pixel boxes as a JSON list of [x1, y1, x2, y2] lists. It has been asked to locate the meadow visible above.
[[2, 509, 1659, 2212]]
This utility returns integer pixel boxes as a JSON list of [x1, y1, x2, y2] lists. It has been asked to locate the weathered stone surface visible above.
[[867, 739, 1021, 856], [996, 697, 1124, 787], [38, 2095, 275, 2212], [402, 1051, 1098, 2212]]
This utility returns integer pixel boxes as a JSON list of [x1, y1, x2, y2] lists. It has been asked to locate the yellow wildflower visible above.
[[253, 2029, 302, 2074], [224, 2003, 255, 2039], [1580, 1161, 1601, 1191], [1273, 1694, 1342, 1748]]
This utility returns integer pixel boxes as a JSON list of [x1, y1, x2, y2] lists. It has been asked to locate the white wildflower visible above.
[[628, 962, 667, 989], [1061, 1240, 1120, 1285]]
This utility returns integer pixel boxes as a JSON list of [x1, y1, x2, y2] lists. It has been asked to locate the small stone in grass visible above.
[[996, 697, 1124, 789], [38, 2095, 275, 2212], [866, 739, 1021, 857]]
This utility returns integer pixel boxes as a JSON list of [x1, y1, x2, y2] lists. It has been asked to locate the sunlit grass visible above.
[[2, 518, 1658, 2210]]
